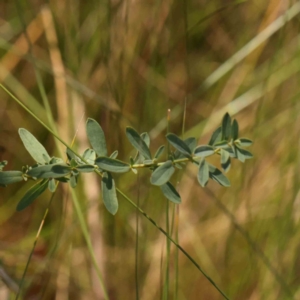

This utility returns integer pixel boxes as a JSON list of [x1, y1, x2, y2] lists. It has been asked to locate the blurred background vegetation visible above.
[[1, 0, 300, 299]]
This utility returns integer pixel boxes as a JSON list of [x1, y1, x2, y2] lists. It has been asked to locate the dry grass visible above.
[[1, 0, 300, 299]]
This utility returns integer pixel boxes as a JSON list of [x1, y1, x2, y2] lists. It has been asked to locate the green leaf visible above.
[[95, 157, 130, 173], [220, 149, 231, 172], [166, 133, 191, 157], [150, 160, 175, 186], [143, 159, 153, 165], [234, 146, 245, 163], [56, 177, 69, 183], [141, 132, 150, 147], [154, 145, 165, 159], [66, 148, 80, 162], [48, 178, 56, 192], [126, 127, 151, 159], [231, 119, 239, 140], [50, 157, 64, 164], [0, 161, 8, 171], [0, 171, 23, 185], [236, 147, 253, 160], [19, 128, 51, 164], [160, 182, 181, 204], [214, 140, 229, 149], [110, 150, 118, 159], [27, 164, 71, 179], [197, 158, 209, 187], [174, 137, 197, 158], [209, 127, 222, 146], [70, 175, 78, 188], [16, 180, 48, 211], [86, 118, 107, 156], [101, 172, 118, 215], [236, 138, 253, 147], [82, 148, 96, 164], [221, 113, 231, 140], [208, 164, 230, 187], [194, 145, 214, 158], [77, 165, 95, 173]]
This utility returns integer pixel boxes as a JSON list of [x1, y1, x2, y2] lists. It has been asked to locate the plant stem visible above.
[[117, 188, 230, 300]]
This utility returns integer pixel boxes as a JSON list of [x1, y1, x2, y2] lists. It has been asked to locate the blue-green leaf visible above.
[[48, 178, 56, 192], [19, 128, 51, 164], [27, 164, 71, 179], [76, 165, 95, 173], [197, 158, 209, 187], [236, 138, 253, 147], [110, 150, 118, 159], [174, 137, 196, 158], [86, 118, 107, 156], [236, 146, 253, 160], [214, 140, 228, 149], [17, 180, 48, 211], [141, 132, 150, 147], [150, 160, 175, 186], [126, 127, 151, 160], [208, 164, 230, 187], [95, 157, 130, 173], [166, 133, 191, 157], [194, 145, 214, 158], [154, 145, 165, 159], [209, 127, 222, 146], [101, 172, 118, 215], [82, 148, 96, 164], [220, 149, 231, 172], [160, 182, 181, 204], [0, 171, 23, 185], [221, 113, 231, 140], [69, 175, 78, 188], [231, 119, 239, 140]]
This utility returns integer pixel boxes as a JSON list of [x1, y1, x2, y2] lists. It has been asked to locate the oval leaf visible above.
[[208, 164, 230, 187], [197, 158, 209, 187], [70, 175, 78, 188], [0, 171, 23, 185], [27, 164, 71, 179], [150, 160, 175, 186], [220, 149, 231, 172], [95, 157, 130, 173], [221, 113, 231, 140], [174, 137, 196, 159], [236, 147, 253, 160], [48, 178, 57, 192], [166, 133, 191, 157], [17, 180, 48, 211], [154, 145, 165, 159], [19, 128, 51, 164], [160, 182, 181, 204], [141, 132, 150, 147], [76, 165, 95, 173], [86, 118, 107, 156], [110, 150, 118, 159], [126, 127, 151, 159], [194, 145, 214, 157], [231, 119, 239, 140], [101, 172, 118, 215], [236, 138, 253, 147], [209, 127, 222, 146], [82, 148, 96, 164]]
